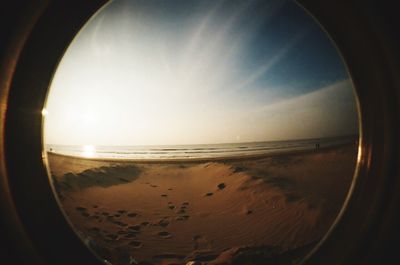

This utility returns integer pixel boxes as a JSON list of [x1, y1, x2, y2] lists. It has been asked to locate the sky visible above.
[[44, 0, 359, 146]]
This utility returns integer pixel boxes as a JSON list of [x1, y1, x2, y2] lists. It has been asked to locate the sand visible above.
[[47, 144, 357, 265]]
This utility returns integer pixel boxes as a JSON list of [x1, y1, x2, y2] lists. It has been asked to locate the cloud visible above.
[[44, 1, 357, 145]]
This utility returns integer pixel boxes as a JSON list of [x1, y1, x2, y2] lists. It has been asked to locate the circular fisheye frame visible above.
[[42, 1, 359, 265], [4, 1, 399, 265]]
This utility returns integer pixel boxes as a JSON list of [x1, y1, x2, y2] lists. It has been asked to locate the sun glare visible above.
[[82, 145, 96, 158], [42, 108, 48, 116], [42, 0, 358, 147]]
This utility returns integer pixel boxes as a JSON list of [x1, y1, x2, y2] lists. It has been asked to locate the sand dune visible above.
[[47, 144, 357, 265]]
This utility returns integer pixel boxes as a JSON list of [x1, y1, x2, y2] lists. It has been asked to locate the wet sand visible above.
[[47, 144, 357, 265]]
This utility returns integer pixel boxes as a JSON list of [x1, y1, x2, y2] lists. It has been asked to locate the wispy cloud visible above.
[[44, 0, 357, 145]]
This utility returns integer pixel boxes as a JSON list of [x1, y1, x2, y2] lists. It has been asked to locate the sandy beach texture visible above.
[[47, 144, 357, 265]]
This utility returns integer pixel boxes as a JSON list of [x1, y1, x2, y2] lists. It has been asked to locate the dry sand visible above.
[[47, 144, 357, 265]]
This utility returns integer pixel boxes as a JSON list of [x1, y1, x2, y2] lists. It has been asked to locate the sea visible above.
[[45, 135, 358, 160]]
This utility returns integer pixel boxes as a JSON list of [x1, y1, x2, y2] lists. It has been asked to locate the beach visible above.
[[47, 143, 357, 265]]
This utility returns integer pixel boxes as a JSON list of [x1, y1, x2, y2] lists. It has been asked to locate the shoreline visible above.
[[47, 142, 358, 265], [46, 142, 357, 164]]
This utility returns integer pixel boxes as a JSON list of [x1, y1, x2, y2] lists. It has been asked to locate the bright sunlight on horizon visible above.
[[44, 0, 358, 146]]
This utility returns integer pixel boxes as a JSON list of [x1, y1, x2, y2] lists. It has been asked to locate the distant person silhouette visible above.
[[315, 143, 320, 149]]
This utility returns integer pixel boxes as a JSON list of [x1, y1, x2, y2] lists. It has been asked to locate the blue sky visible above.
[[44, 0, 358, 145], [104, 0, 348, 97]]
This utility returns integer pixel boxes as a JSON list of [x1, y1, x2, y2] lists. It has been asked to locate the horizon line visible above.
[[44, 133, 359, 147]]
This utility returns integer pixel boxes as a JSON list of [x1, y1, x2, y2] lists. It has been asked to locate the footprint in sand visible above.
[[106, 215, 114, 221], [75, 206, 87, 212], [167, 202, 176, 210], [91, 215, 100, 220], [129, 241, 142, 248], [81, 212, 90, 218], [158, 231, 172, 239], [161, 194, 168, 197], [118, 210, 126, 214], [241, 207, 254, 215], [127, 212, 138, 218], [204, 192, 213, 197], [233, 166, 246, 173], [192, 235, 212, 250], [168, 188, 173, 191], [128, 225, 141, 232], [176, 209, 186, 214], [175, 215, 190, 221], [124, 232, 137, 239], [217, 183, 226, 190], [114, 221, 128, 227], [141, 221, 150, 226], [92, 205, 98, 209], [158, 219, 170, 227], [150, 184, 158, 188]]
